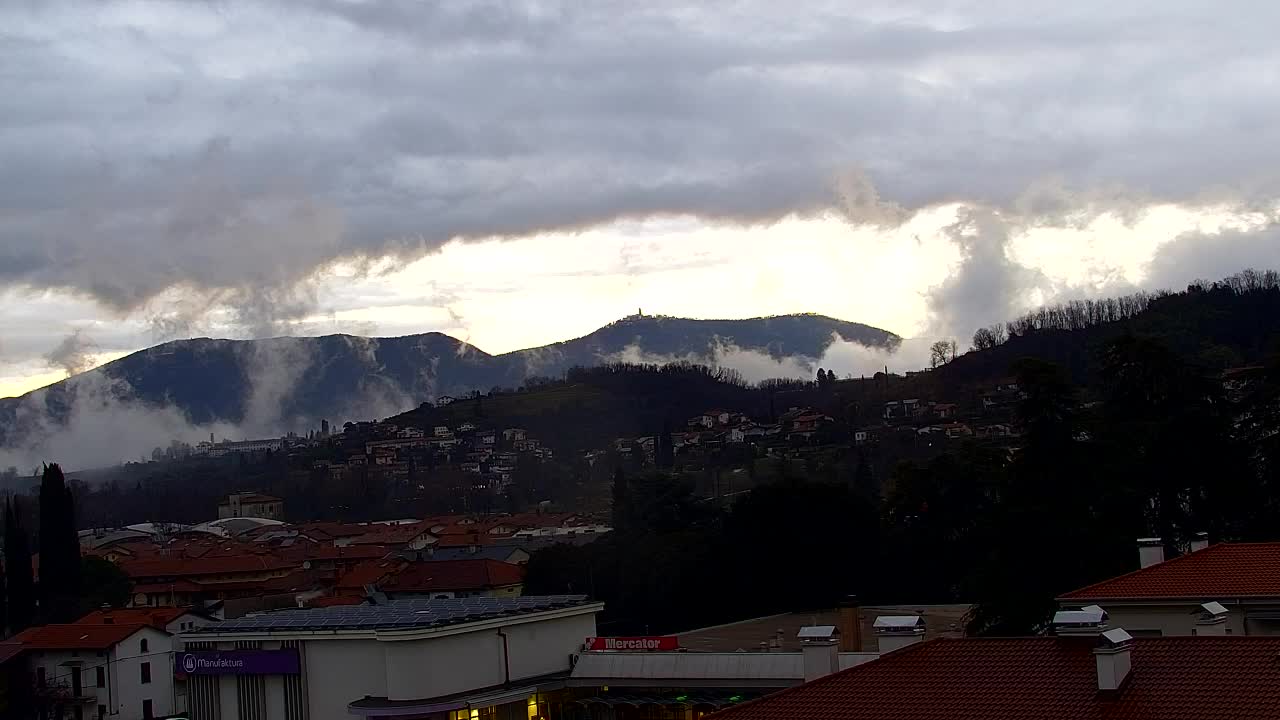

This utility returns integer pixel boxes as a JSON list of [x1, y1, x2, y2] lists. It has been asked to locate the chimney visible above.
[[1137, 537, 1164, 568], [797, 626, 840, 681], [873, 616, 925, 653], [1094, 628, 1134, 691], [1194, 601, 1229, 636], [838, 595, 862, 652], [1189, 532, 1210, 553], [1052, 608, 1108, 636]]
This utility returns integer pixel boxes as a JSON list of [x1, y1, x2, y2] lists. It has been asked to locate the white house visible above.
[[76, 607, 217, 635], [1058, 539, 1280, 637], [15, 623, 177, 720]]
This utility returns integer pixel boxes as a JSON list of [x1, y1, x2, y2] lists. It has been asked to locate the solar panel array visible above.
[[201, 595, 591, 633]]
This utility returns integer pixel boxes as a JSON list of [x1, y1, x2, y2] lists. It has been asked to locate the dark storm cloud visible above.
[[4, 0, 1280, 335]]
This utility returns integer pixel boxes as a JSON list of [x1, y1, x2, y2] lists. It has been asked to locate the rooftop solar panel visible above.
[[198, 594, 591, 633]]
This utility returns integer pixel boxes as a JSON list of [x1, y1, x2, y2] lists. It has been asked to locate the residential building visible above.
[[217, 492, 284, 520], [1058, 540, 1280, 637], [76, 607, 217, 635], [380, 558, 525, 599], [180, 595, 600, 720], [203, 438, 285, 457], [13, 623, 176, 720], [707, 631, 1280, 720], [122, 554, 298, 608]]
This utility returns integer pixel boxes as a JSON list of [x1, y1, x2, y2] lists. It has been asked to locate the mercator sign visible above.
[[586, 636, 679, 651]]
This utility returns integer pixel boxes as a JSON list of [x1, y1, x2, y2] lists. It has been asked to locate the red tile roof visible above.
[[120, 554, 296, 579], [1059, 542, 1280, 600], [338, 559, 406, 590], [348, 522, 434, 545], [279, 543, 391, 562], [132, 579, 205, 594], [710, 636, 1280, 720], [433, 533, 493, 548], [0, 642, 25, 665], [76, 607, 194, 629], [12, 623, 158, 650], [381, 559, 523, 593]]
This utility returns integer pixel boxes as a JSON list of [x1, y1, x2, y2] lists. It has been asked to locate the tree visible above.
[[656, 419, 675, 470], [1098, 335, 1246, 548], [39, 463, 82, 623], [972, 325, 1007, 350], [4, 497, 36, 633], [610, 467, 630, 532], [963, 358, 1127, 635], [0, 540, 6, 636], [929, 340, 952, 368], [80, 556, 132, 612]]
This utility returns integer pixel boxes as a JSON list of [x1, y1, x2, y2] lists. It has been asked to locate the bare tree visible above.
[[972, 325, 1007, 350], [930, 340, 955, 369]]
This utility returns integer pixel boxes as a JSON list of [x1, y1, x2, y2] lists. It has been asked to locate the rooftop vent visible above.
[[798, 626, 840, 681], [1137, 537, 1164, 568], [797, 625, 839, 642], [1053, 608, 1109, 635], [873, 615, 925, 653], [1094, 628, 1134, 691], [873, 615, 926, 632], [1195, 601, 1230, 636]]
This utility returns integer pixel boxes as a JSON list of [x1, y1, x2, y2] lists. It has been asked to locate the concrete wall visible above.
[[383, 631, 503, 702], [112, 627, 176, 719], [304, 639, 388, 720], [1088, 604, 1249, 636], [503, 613, 596, 681]]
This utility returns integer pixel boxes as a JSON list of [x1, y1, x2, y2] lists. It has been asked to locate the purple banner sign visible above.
[[176, 649, 300, 676]]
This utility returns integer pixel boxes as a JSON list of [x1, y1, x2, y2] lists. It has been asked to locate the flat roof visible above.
[[191, 595, 592, 634], [678, 605, 969, 653]]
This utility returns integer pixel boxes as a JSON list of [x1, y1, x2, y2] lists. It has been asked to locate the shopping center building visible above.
[[179, 595, 601, 720]]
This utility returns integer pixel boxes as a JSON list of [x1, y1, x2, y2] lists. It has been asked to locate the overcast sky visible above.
[[3, 0, 1280, 398]]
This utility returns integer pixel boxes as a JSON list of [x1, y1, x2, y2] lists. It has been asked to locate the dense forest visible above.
[[527, 345, 1280, 635], [524, 272, 1280, 635]]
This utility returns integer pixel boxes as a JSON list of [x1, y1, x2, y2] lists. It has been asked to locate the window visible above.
[[36, 666, 46, 687], [143, 699, 154, 720], [96, 666, 106, 688], [140, 662, 152, 684], [140, 638, 149, 653]]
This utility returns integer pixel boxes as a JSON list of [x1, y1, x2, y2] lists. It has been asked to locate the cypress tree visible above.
[[4, 498, 36, 632], [611, 467, 629, 532], [39, 463, 81, 622], [0, 503, 6, 636]]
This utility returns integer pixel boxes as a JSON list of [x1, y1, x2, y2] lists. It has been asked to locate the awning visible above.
[[349, 677, 562, 717], [572, 692, 756, 709]]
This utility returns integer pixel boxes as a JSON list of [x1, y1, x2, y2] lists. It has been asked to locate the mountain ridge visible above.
[[0, 313, 900, 465]]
